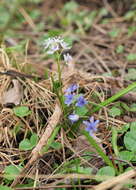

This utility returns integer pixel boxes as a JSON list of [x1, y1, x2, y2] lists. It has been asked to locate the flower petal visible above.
[[68, 114, 79, 123]]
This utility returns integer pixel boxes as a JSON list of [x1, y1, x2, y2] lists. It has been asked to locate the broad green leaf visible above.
[[19, 139, 33, 150], [125, 11, 136, 20], [50, 142, 62, 150], [75, 106, 88, 116], [127, 54, 136, 62], [63, 1, 78, 12], [109, 107, 121, 117], [119, 151, 134, 161], [12, 124, 21, 135], [125, 69, 136, 80], [116, 45, 124, 54], [19, 133, 38, 150], [127, 26, 136, 36], [117, 123, 130, 134], [4, 165, 23, 180], [124, 131, 136, 152], [97, 166, 115, 178], [109, 28, 120, 38], [99, 8, 108, 17], [30, 133, 38, 147], [13, 106, 31, 117], [130, 122, 136, 132], [0, 186, 13, 190], [125, 167, 133, 172]]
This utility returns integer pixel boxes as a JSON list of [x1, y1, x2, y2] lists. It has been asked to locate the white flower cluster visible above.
[[43, 36, 71, 54], [43, 36, 73, 63]]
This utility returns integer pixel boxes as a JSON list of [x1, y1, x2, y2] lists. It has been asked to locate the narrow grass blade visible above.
[[82, 130, 114, 169], [91, 82, 136, 113]]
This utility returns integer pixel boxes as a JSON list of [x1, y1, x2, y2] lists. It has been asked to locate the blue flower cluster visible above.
[[64, 84, 87, 107], [64, 84, 99, 137]]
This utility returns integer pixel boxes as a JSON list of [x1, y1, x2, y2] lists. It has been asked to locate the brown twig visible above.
[[0, 70, 44, 80], [11, 103, 62, 187]]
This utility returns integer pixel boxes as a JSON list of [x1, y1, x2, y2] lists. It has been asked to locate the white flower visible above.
[[43, 36, 71, 54], [68, 114, 79, 123], [64, 53, 73, 63]]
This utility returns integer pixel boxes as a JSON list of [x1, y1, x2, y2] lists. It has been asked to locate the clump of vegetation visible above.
[[1, 0, 136, 190]]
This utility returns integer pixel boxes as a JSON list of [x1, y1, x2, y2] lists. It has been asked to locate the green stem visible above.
[[56, 52, 62, 88], [91, 81, 136, 113], [56, 52, 66, 112], [82, 130, 116, 170]]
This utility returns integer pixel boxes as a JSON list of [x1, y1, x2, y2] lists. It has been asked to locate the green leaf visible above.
[[75, 106, 88, 116], [124, 131, 136, 152], [13, 106, 31, 117], [0, 186, 13, 190], [30, 133, 38, 147], [109, 107, 121, 117], [130, 122, 136, 132], [19, 133, 38, 150], [130, 104, 136, 112], [0, 7, 10, 27], [50, 142, 62, 150], [119, 151, 134, 161], [120, 102, 130, 111], [63, 1, 78, 12], [99, 8, 108, 17], [125, 11, 136, 20], [48, 29, 63, 37], [19, 139, 33, 150], [82, 130, 114, 169], [97, 166, 115, 178], [108, 28, 120, 38], [116, 45, 124, 54], [127, 26, 136, 36], [126, 54, 136, 62], [72, 166, 92, 174], [117, 123, 130, 134], [12, 124, 21, 135], [4, 165, 23, 180], [125, 69, 136, 81]]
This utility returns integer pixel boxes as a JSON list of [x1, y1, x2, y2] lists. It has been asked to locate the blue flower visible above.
[[83, 116, 99, 136], [65, 84, 78, 93], [68, 114, 79, 123], [76, 96, 88, 107], [64, 94, 74, 106]]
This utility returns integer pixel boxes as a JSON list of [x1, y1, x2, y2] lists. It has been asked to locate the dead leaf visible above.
[[1, 79, 23, 106]]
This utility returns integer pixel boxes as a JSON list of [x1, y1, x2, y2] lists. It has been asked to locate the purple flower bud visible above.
[[64, 53, 73, 63], [68, 114, 79, 123]]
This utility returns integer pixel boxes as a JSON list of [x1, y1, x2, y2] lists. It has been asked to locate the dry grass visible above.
[[1, 0, 136, 189]]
